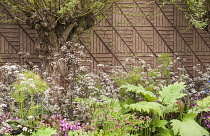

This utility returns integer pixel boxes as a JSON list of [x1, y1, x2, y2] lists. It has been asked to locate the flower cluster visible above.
[[91, 112, 152, 135], [202, 111, 210, 130], [37, 114, 84, 136], [0, 113, 18, 135]]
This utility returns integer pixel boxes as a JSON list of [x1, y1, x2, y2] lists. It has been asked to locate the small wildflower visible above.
[[22, 127, 27, 131], [17, 125, 22, 128], [27, 116, 34, 119]]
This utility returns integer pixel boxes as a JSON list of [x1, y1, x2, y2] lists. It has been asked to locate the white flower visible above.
[[17, 125, 22, 128], [28, 79, 33, 81], [61, 46, 67, 51], [14, 71, 20, 74], [27, 116, 34, 119], [193, 66, 197, 70], [97, 64, 104, 67], [22, 127, 27, 131], [10, 65, 18, 69], [28, 129, 33, 133], [0, 104, 7, 108], [191, 89, 196, 93], [29, 84, 36, 88], [88, 86, 94, 89], [74, 43, 80, 47]]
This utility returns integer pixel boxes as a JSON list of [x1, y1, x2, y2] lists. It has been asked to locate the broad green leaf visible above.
[[159, 82, 186, 104], [196, 96, 210, 112], [154, 128, 174, 136], [188, 96, 210, 113], [161, 103, 178, 113], [152, 115, 168, 132], [31, 127, 57, 136], [120, 84, 157, 101], [124, 101, 164, 116], [170, 113, 209, 136]]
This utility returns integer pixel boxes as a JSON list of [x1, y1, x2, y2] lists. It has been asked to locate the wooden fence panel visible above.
[[1, 0, 210, 77]]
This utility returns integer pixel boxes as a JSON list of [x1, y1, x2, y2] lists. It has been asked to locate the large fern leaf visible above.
[[124, 101, 164, 116], [170, 113, 209, 136], [158, 82, 186, 104], [120, 84, 157, 101]]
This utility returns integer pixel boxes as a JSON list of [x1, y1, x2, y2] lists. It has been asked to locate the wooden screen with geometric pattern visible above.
[[1, 0, 210, 77]]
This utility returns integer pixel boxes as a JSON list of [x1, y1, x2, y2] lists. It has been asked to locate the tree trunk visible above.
[[29, 9, 95, 72]]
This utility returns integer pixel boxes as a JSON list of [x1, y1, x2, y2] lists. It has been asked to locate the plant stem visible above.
[[19, 102, 23, 118], [199, 112, 203, 125]]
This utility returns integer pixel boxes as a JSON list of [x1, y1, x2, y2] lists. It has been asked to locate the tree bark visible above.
[[28, 9, 95, 72]]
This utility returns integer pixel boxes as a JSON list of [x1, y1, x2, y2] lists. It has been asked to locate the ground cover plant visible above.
[[0, 46, 210, 136]]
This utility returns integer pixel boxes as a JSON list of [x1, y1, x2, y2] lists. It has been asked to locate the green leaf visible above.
[[154, 128, 174, 136], [152, 115, 168, 132], [196, 96, 210, 111], [120, 84, 157, 101], [159, 82, 186, 104], [170, 113, 209, 136], [188, 96, 210, 113], [31, 127, 57, 136], [124, 101, 164, 116], [161, 103, 178, 113]]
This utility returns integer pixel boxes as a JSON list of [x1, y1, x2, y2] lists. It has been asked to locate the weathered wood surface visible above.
[[0, 0, 210, 77]]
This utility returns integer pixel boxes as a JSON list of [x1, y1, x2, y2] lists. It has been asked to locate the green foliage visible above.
[[161, 103, 178, 113], [125, 101, 164, 116], [1, 0, 116, 23], [170, 113, 209, 136], [122, 82, 186, 116], [12, 71, 49, 118], [196, 96, 210, 112], [188, 96, 210, 113], [113, 66, 144, 86], [152, 115, 168, 131], [121, 81, 209, 135], [68, 129, 121, 136], [69, 130, 137, 136], [113, 53, 174, 105], [154, 129, 174, 136], [161, 0, 210, 30], [31, 127, 57, 136], [75, 95, 152, 136], [158, 82, 186, 104], [120, 84, 157, 102], [13, 71, 48, 96]]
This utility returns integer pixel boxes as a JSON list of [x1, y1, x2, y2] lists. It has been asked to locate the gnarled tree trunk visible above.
[[28, 8, 95, 72]]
